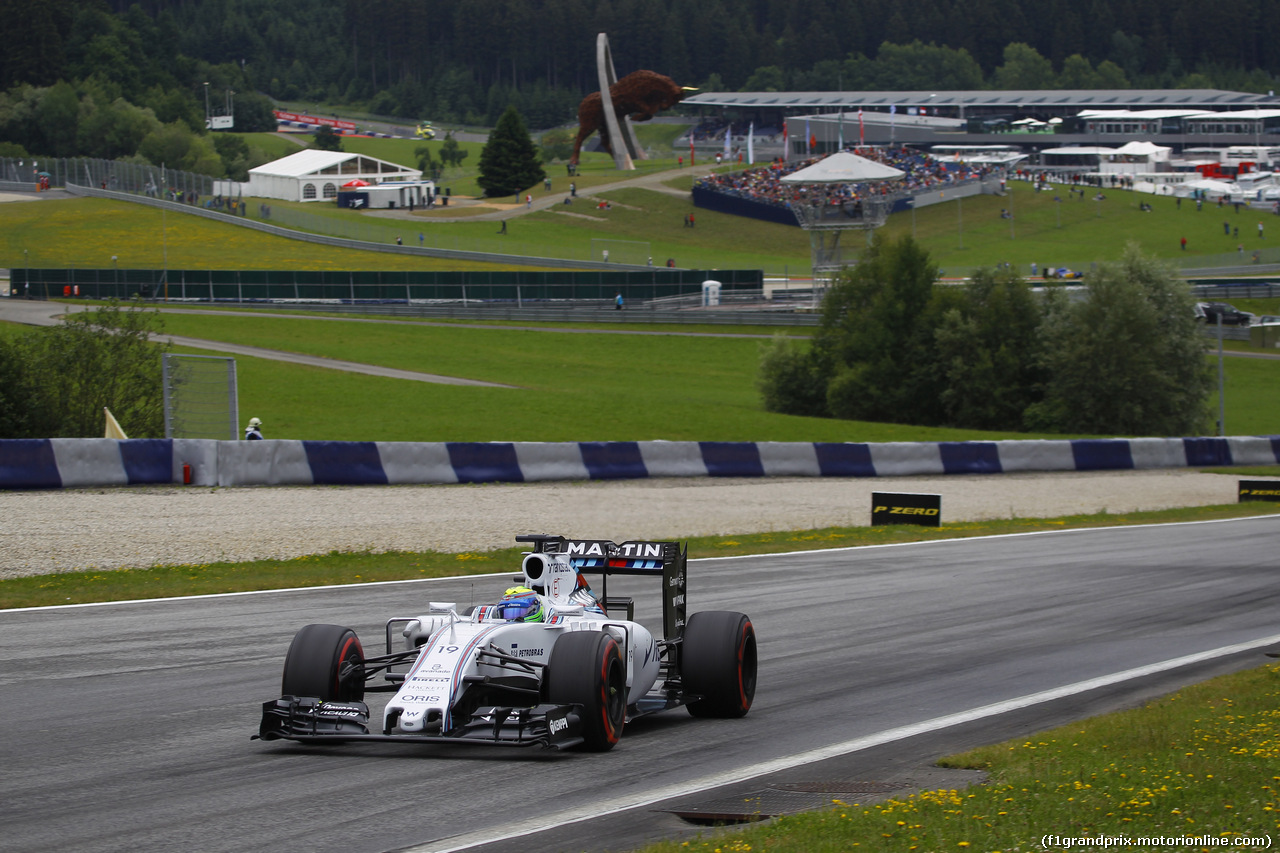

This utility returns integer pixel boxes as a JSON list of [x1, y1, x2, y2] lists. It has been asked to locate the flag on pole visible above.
[[747, 122, 755, 165], [104, 407, 128, 440], [782, 121, 788, 155], [723, 125, 731, 162], [858, 107, 864, 147], [838, 110, 844, 149], [690, 136, 695, 165], [804, 119, 811, 155]]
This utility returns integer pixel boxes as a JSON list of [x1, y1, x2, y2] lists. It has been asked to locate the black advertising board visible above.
[[1238, 480, 1280, 502], [871, 492, 942, 527]]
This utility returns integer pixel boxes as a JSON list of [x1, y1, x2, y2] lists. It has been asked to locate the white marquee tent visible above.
[[780, 151, 905, 184], [239, 150, 425, 203]]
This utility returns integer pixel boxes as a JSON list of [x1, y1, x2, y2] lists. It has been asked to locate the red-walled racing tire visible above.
[[281, 623, 365, 703], [545, 630, 626, 751], [681, 611, 756, 718]]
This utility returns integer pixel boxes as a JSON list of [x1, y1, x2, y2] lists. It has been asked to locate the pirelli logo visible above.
[[1239, 480, 1280, 502], [872, 492, 942, 528]]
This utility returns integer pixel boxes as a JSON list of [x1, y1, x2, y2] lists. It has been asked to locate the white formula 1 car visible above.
[[256, 535, 757, 751]]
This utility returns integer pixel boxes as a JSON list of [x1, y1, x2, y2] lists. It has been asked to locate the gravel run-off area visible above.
[[0, 469, 1259, 578]]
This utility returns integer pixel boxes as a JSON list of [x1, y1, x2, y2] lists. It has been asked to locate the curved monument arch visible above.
[[571, 33, 693, 170], [595, 33, 643, 170]]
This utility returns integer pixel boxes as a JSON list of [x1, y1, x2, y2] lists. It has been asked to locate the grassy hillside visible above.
[[877, 179, 1280, 275], [0, 198, 550, 272], [9, 163, 1280, 277], [239, 132, 309, 160]]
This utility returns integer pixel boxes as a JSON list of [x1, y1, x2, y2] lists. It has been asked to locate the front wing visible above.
[[255, 696, 585, 749]]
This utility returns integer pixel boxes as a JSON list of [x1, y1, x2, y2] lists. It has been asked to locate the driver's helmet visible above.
[[496, 586, 544, 622]]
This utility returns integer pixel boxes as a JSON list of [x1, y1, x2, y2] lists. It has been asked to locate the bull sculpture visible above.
[[571, 70, 694, 166]]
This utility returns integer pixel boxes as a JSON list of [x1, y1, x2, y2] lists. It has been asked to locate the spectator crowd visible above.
[[693, 146, 997, 213]]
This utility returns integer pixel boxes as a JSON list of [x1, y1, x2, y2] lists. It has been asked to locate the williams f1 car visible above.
[[255, 535, 757, 751]]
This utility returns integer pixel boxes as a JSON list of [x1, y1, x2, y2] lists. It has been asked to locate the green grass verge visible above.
[[157, 314, 1031, 443], [12, 164, 1280, 277], [214, 178, 1280, 277], [1212, 355, 1280, 438], [0, 198, 540, 272], [169, 341, 1022, 444], [641, 660, 1280, 853], [239, 132, 309, 160], [3, 501, 1276, 610], [346, 182, 804, 271], [878, 180, 1280, 275], [155, 312, 1280, 441], [150, 303, 813, 337], [1226, 298, 1280, 316]]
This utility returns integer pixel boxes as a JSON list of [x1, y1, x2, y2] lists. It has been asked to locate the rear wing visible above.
[[516, 534, 687, 640]]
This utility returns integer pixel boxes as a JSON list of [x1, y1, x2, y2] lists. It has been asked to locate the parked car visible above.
[[1195, 302, 1254, 325]]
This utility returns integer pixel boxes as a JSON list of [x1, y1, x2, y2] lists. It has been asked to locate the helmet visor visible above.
[[497, 596, 540, 621]]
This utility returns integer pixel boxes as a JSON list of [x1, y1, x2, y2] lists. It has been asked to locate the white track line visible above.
[[414, 633, 1280, 853], [8, 514, 1277, 614]]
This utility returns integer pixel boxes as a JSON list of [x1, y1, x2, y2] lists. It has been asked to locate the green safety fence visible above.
[[9, 268, 763, 303]]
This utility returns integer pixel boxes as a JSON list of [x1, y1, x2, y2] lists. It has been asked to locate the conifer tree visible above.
[[476, 105, 545, 198]]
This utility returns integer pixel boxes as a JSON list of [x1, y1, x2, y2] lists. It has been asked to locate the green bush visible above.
[[761, 238, 1213, 437], [1025, 245, 1213, 435], [935, 266, 1046, 430], [0, 299, 168, 438], [814, 234, 947, 425], [756, 335, 827, 417]]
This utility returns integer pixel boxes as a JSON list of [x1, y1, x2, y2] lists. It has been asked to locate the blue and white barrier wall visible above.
[[2, 436, 1279, 490]]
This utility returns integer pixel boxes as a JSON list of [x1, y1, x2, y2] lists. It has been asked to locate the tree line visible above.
[[0, 0, 277, 179], [758, 238, 1213, 437], [5, 0, 1280, 159]]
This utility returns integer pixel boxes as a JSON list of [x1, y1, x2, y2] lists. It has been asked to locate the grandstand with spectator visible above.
[[691, 145, 1000, 227]]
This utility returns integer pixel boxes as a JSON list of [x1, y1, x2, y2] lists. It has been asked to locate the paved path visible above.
[[0, 299, 513, 387], [363, 163, 694, 224]]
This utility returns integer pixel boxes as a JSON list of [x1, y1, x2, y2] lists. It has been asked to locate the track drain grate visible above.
[[773, 780, 913, 795], [664, 781, 912, 825]]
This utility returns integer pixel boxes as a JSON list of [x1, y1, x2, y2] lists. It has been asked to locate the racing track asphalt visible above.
[[3, 515, 1279, 853]]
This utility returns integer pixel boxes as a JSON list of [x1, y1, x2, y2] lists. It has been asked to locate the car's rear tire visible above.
[[281, 623, 365, 702], [681, 611, 757, 718], [545, 631, 626, 751]]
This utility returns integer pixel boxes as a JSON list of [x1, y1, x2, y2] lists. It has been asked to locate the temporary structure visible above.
[[239, 150, 422, 202], [780, 152, 905, 278]]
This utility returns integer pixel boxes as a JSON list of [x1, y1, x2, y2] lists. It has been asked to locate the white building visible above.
[[1040, 142, 1171, 175], [233, 150, 428, 204]]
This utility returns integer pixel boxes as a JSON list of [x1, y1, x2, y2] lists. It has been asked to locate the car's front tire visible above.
[[545, 631, 626, 751], [681, 611, 757, 718], [281, 623, 365, 702]]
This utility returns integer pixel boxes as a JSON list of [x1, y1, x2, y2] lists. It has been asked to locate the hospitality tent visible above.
[[1179, 178, 1241, 199], [780, 151, 905, 184], [242, 150, 426, 203], [1114, 141, 1172, 158]]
